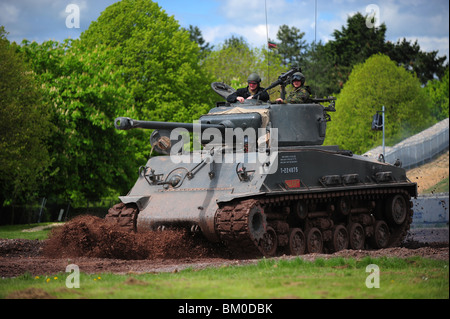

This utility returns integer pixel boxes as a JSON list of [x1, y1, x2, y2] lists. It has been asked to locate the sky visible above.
[[1, 0, 449, 62]]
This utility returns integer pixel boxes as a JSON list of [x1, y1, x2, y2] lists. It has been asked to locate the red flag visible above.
[[268, 41, 277, 49]]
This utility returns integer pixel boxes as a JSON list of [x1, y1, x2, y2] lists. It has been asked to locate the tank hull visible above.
[[114, 145, 416, 254]]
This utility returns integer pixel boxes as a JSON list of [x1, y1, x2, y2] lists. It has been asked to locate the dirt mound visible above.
[[43, 215, 226, 260]]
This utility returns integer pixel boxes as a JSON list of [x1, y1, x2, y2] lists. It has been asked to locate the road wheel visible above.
[[347, 223, 365, 250], [370, 220, 390, 248], [329, 225, 349, 252], [306, 227, 323, 253], [385, 194, 407, 225], [287, 228, 306, 255], [260, 226, 278, 257]]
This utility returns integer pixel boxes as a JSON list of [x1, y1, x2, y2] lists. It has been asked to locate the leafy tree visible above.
[[302, 41, 340, 97], [80, 0, 216, 123], [424, 67, 449, 120], [327, 13, 387, 67], [203, 37, 285, 99], [223, 35, 249, 50], [300, 12, 447, 97], [385, 38, 448, 85], [325, 54, 433, 154], [184, 25, 213, 58], [317, 13, 388, 95], [0, 26, 52, 205], [274, 25, 308, 68], [18, 39, 137, 206], [14, 0, 220, 205]]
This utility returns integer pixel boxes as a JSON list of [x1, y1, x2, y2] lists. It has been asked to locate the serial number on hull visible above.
[[280, 166, 299, 174]]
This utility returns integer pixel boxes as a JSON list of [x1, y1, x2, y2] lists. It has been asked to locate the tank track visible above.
[[215, 199, 268, 258], [105, 202, 139, 232], [215, 186, 414, 257]]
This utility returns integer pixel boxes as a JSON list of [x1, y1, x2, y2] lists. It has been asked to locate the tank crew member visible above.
[[276, 72, 310, 104], [227, 73, 270, 103]]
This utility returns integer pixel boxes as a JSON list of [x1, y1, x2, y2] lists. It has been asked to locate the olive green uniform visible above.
[[285, 86, 310, 103]]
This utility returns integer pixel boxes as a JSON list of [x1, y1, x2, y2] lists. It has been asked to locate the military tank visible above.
[[106, 67, 417, 257]]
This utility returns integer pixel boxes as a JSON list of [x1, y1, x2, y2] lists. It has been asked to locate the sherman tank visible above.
[[106, 68, 417, 257]]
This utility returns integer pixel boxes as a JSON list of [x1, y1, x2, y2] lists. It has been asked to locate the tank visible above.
[[106, 68, 417, 257]]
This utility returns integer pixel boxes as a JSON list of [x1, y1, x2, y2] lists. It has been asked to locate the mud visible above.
[[0, 215, 448, 279], [43, 215, 227, 260]]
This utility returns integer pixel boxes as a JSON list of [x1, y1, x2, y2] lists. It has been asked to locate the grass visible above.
[[424, 177, 449, 194], [0, 222, 61, 240], [0, 256, 448, 299]]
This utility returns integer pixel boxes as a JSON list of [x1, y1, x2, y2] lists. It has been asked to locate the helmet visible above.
[[247, 73, 261, 84], [292, 72, 305, 84]]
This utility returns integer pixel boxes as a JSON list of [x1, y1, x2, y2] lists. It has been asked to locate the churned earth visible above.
[[0, 215, 448, 278]]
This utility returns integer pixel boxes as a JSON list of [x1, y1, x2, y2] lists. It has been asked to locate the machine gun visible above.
[[253, 66, 302, 101]]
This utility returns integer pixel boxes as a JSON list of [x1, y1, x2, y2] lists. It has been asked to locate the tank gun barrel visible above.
[[114, 117, 228, 132]]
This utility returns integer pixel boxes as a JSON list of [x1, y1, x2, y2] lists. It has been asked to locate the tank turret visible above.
[[114, 83, 336, 154]]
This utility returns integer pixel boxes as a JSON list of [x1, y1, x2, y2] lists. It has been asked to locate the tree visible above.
[[317, 13, 448, 95], [18, 38, 137, 206], [0, 26, 52, 205], [328, 13, 387, 67], [274, 25, 308, 68], [15, 0, 219, 205], [318, 13, 388, 95], [424, 67, 449, 120], [302, 41, 340, 97], [223, 35, 249, 50], [325, 54, 433, 155], [184, 25, 213, 58], [385, 38, 448, 85], [80, 0, 216, 123], [203, 36, 285, 99]]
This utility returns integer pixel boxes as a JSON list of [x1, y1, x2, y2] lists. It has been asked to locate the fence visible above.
[[364, 118, 449, 169]]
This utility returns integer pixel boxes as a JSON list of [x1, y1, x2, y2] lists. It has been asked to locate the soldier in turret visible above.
[[276, 72, 310, 104], [227, 73, 270, 103]]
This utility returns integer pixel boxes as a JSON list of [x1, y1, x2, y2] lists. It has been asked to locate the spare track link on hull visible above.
[[214, 187, 414, 257]]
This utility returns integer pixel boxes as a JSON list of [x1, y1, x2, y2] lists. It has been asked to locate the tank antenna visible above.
[[265, 0, 270, 84], [314, 0, 317, 98]]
